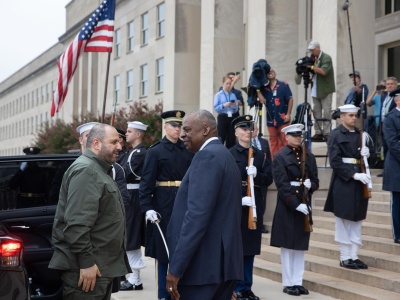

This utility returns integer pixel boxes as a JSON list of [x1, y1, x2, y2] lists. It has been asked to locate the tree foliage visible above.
[[34, 100, 163, 154]]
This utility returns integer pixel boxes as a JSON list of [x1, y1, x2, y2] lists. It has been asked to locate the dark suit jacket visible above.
[[383, 108, 400, 192], [167, 138, 243, 285]]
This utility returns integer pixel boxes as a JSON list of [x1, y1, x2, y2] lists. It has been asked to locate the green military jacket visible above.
[[49, 149, 130, 277], [315, 51, 336, 99]]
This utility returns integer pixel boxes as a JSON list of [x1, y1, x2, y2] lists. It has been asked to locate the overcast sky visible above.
[[0, 0, 70, 82]]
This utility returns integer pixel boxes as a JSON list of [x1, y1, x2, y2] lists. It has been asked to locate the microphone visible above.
[[342, 0, 350, 10]]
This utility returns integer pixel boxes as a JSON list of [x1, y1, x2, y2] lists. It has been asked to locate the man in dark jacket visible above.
[[270, 124, 319, 296], [382, 92, 400, 244], [166, 109, 243, 300], [49, 124, 130, 299], [119, 121, 148, 291], [324, 104, 372, 270]]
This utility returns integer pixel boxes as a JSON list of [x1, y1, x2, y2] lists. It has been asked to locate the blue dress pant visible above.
[[391, 191, 400, 240], [234, 255, 255, 292], [157, 260, 169, 298]]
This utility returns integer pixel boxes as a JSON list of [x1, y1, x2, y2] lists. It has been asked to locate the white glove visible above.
[[360, 146, 370, 158], [242, 196, 252, 206], [353, 173, 371, 184], [296, 203, 309, 215], [145, 210, 159, 223], [20, 162, 28, 171], [246, 165, 257, 178], [304, 179, 311, 189]]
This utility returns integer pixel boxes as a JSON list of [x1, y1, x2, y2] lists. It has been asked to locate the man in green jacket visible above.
[[307, 41, 336, 140], [49, 124, 131, 299]]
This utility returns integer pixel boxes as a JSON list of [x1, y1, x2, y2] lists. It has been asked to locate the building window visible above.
[[156, 57, 164, 92], [388, 45, 400, 80], [114, 75, 120, 104], [41, 86, 45, 104], [127, 70, 134, 101], [127, 21, 134, 52], [157, 3, 165, 38], [385, 0, 400, 14], [141, 12, 149, 45], [140, 64, 148, 97], [115, 28, 121, 58]]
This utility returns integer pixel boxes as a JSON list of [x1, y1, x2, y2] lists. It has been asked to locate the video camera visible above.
[[295, 56, 315, 75], [246, 59, 271, 107]]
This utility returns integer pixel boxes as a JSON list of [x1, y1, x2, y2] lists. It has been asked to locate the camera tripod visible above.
[[297, 72, 313, 151]]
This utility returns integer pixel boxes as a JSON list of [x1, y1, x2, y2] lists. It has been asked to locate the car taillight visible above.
[[0, 239, 22, 267]]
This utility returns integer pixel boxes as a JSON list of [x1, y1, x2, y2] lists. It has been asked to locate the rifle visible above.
[[110, 97, 118, 126], [301, 134, 313, 232], [359, 88, 372, 199], [247, 147, 257, 230]]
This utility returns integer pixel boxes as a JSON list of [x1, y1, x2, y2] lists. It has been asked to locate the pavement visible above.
[[111, 253, 336, 300]]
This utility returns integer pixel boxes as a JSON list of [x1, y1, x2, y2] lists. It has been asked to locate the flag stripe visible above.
[[51, 0, 115, 116]]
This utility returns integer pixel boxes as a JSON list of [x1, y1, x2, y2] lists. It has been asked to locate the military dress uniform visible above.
[[324, 119, 372, 269], [270, 124, 319, 296], [229, 116, 273, 300], [139, 110, 193, 299]]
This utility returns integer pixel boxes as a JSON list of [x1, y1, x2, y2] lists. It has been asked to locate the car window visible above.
[[0, 159, 74, 210]]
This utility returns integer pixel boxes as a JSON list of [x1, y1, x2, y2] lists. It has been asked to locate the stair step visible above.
[[312, 206, 392, 225], [261, 235, 400, 273], [312, 216, 392, 239], [254, 257, 400, 300], [315, 190, 391, 203]]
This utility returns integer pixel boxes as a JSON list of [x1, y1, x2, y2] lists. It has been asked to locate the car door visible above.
[[0, 154, 77, 299]]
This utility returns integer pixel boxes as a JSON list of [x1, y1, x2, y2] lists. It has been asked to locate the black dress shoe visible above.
[[353, 259, 368, 269], [119, 280, 143, 291], [246, 290, 260, 300], [262, 225, 269, 234], [340, 259, 359, 269], [283, 286, 300, 296], [394, 239, 400, 244], [294, 285, 309, 295], [377, 173, 383, 177], [235, 291, 248, 300]]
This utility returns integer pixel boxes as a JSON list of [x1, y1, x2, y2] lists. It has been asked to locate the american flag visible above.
[[51, 0, 116, 117]]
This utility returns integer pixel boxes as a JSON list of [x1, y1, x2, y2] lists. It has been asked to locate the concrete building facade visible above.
[[0, 0, 399, 155]]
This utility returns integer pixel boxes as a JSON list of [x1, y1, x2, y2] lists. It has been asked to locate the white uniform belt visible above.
[[290, 181, 302, 186], [127, 183, 140, 189], [342, 158, 360, 164]]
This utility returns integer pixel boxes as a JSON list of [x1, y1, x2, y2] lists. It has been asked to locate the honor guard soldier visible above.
[[139, 110, 193, 300], [324, 104, 372, 270], [9, 147, 47, 208], [229, 115, 273, 300], [119, 121, 148, 291], [114, 127, 128, 164], [270, 124, 319, 296]]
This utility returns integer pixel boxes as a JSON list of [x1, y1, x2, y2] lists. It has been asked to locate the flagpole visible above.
[[101, 52, 112, 123]]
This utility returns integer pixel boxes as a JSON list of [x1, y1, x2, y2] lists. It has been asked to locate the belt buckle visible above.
[[352, 158, 358, 164], [175, 181, 180, 187]]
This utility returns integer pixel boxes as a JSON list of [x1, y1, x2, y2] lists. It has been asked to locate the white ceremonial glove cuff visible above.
[[145, 210, 159, 223], [20, 162, 28, 171], [353, 173, 371, 185], [242, 196, 252, 206], [360, 146, 370, 158], [246, 165, 257, 178], [296, 203, 309, 215], [304, 179, 311, 189]]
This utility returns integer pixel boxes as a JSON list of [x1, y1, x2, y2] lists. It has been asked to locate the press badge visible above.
[[273, 90, 277, 96], [228, 110, 233, 117]]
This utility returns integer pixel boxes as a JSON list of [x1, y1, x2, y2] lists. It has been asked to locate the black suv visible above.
[[0, 154, 78, 300]]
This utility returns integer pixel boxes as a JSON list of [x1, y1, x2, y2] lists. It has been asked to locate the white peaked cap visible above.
[[282, 123, 304, 135], [76, 122, 101, 135], [127, 121, 148, 131], [338, 104, 360, 113]]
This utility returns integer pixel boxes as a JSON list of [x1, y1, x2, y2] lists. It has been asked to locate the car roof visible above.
[[0, 154, 80, 163]]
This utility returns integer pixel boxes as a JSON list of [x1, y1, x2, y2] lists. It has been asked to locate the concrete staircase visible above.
[[257, 167, 400, 300]]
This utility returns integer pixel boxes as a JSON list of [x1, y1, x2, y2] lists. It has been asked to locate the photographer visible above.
[[307, 41, 336, 140], [366, 80, 386, 127], [257, 69, 293, 159], [214, 75, 240, 148], [344, 71, 369, 107]]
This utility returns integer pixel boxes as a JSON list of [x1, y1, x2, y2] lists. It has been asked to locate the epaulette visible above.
[[283, 81, 288, 85], [149, 141, 161, 148], [332, 127, 339, 132]]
